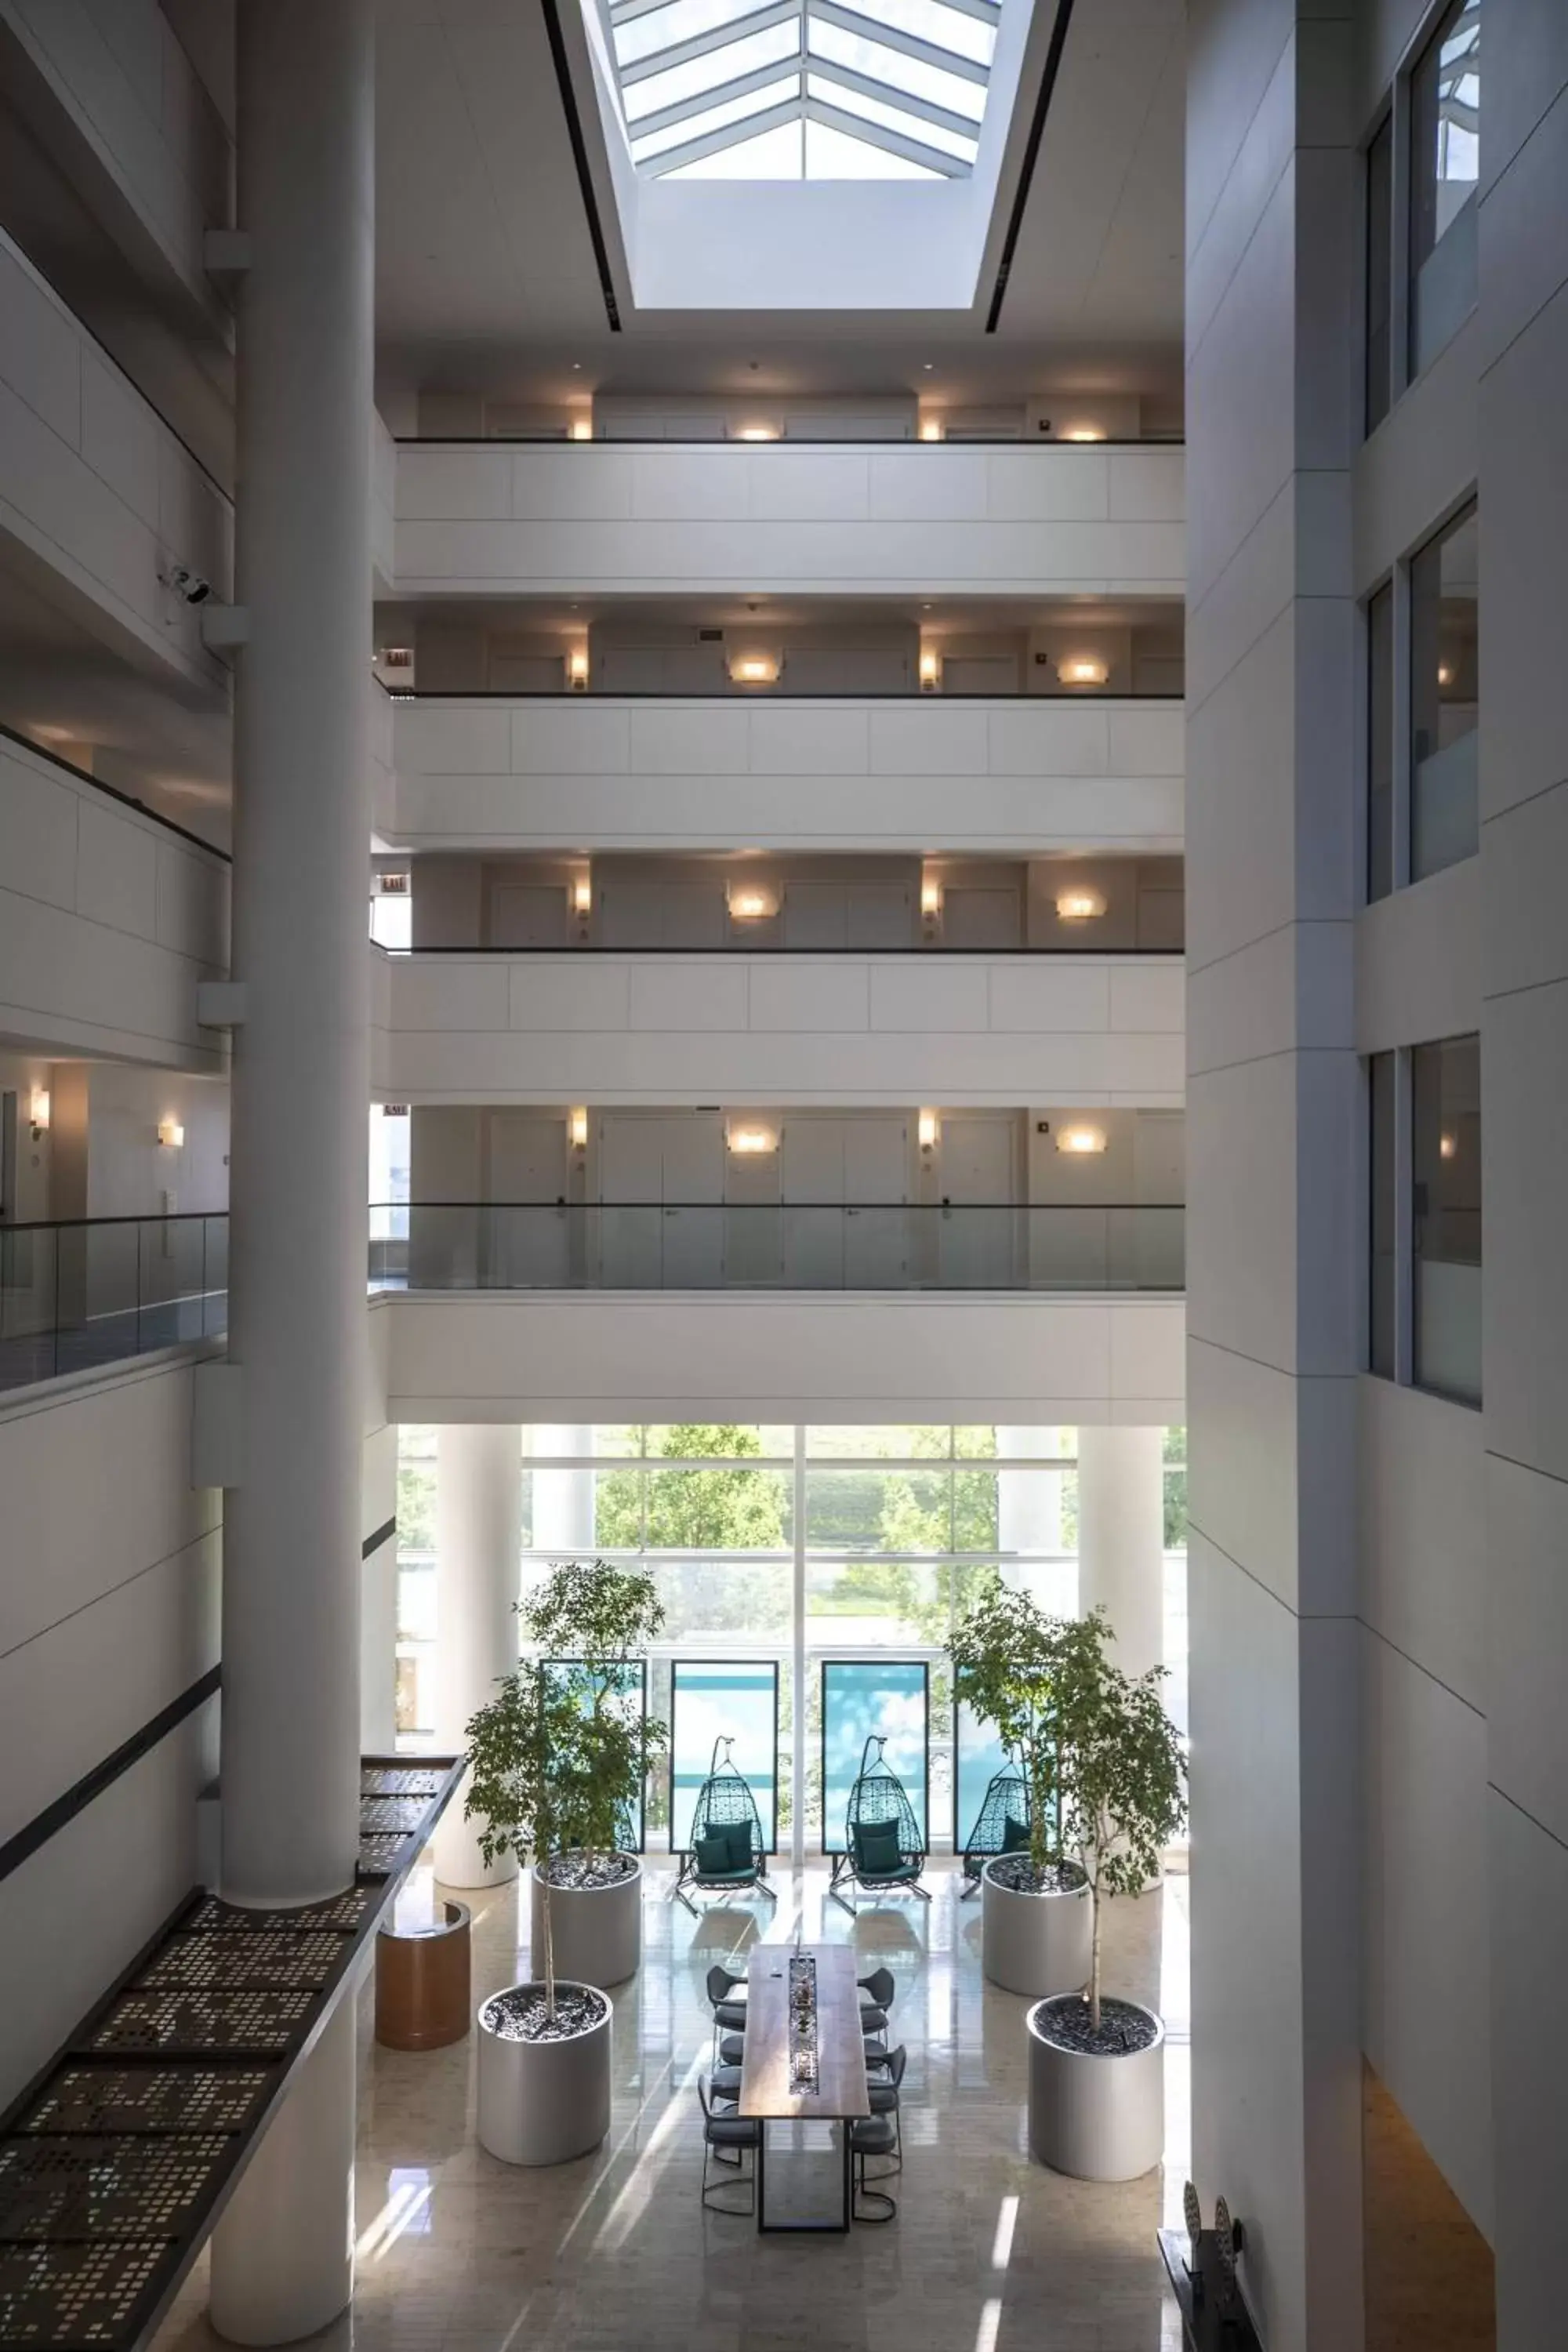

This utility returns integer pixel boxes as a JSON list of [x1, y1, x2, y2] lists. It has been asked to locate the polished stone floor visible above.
[[156, 1860, 1189, 2352]]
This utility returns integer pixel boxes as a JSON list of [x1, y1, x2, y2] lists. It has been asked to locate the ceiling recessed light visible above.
[[571, 361, 582, 372], [922, 362, 934, 372]]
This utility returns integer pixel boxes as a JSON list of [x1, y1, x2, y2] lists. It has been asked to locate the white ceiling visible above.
[[373, 0, 1184, 409]]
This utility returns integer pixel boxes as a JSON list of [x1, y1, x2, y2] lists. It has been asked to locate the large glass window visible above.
[[1412, 1034, 1481, 1404], [1370, 1052, 1398, 1377], [1366, 114, 1393, 432], [1410, 0, 1480, 375], [1367, 582, 1396, 902], [1410, 503, 1479, 881], [394, 1421, 1200, 1853]]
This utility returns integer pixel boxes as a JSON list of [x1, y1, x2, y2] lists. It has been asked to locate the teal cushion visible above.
[[1001, 1814, 1032, 1854], [722, 1823, 754, 1871], [855, 1819, 902, 1875], [695, 1831, 733, 1875]]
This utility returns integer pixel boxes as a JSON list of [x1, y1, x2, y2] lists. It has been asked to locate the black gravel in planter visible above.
[[539, 1851, 638, 1891], [986, 1856, 1087, 1896], [482, 1985, 609, 2042], [1033, 1994, 1160, 2057]]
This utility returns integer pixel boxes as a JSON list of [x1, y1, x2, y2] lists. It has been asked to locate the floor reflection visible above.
[[154, 1860, 1189, 2352]]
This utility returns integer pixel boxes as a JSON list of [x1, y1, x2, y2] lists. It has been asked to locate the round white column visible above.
[[434, 1424, 522, 1887], [532, 1423, 596, 1555], [209, 1998, 357, 2344], [220, 0, 375, 1911], [210, 6, 372, 2340], [1076, 1426, 1166, 1681]]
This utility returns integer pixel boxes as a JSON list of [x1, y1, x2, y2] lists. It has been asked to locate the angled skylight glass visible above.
[[606, 0, 1004, 180]]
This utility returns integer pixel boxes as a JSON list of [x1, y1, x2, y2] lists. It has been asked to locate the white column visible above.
[[220, 0, 374, 1909], [434, 1424, 521, 1887], [359, 1532, 398, 1754], [531, 1423, 596, 1555], [209, 2000, 356, 2346], [1076, 1425, 1165, 1682], [210, 5, 373, 2343]]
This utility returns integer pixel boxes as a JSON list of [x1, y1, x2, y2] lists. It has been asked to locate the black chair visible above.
[[673, 1738, 777, 1916], [864, 2042, 906, 2173], [710, 2063, 745, 2105], [717, 2031, 746, 2068], [959, 1759, 1033, 1896], [706, 1963, 747, 2068], [850, 2114, 898, 2222], [699, 2078, 760, 2215], [829, 1736, 931, 1915], [858, 1964, 896, 2046]]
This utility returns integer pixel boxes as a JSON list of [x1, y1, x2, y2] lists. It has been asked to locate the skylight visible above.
[[607, 0, 1004, 180]]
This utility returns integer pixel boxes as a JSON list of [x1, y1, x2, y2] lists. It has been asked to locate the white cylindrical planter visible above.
[[1027, 1997, 1165, 2181], [477, 1984, 612, 2166], [210, 1997, 356, 2343], [532, 1859, 642, 1988], [980, 1860, 1091, 1998], [434, 1424, 521, 1888], [1076, 1425, 1166, 1682]]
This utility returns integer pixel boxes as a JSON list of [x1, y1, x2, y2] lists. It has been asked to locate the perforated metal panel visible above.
[[15, 2071, 271, 2140], [0, 2240, 167, 2348], [0, 2138, 230, 2241], [0, 1754, 463, 2352]]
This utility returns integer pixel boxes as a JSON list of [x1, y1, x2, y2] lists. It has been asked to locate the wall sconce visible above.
[[569, 1107, 589, 1152], [918, 416, 944, 442], [919, 648, 942, 692], [1439, 1131, 1457, 1160], [1057, 657, 1110, 688], [158, 1118, 185, 1149], [568, 416, 593, 441], [567, 645, 590, 691], [730, 653, 780, 685], [570, 873, 593, 935], [735, 423, 779, 441], [917, 1109, 940, 1154], [1056, 1124, 1108, 1155], [726, 1122, 779, 1156], [1061, 425, 1106, 442], [728, 884, 779, 921], [1055, 885, 1108, 922], [920, 872, 943, 928], [1437, 663, 1454, 687], [28, 1087, 49, 1138]]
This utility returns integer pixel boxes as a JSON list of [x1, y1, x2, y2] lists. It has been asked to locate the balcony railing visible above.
[[371, 1203, 1185, 1294], [0, 1215, 229, 1395]]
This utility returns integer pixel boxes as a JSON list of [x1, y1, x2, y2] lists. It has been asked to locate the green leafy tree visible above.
[[950, 1576, 1083, 1880], [595, 1424, 787, 1551], [1053, 1607, 1187, 2031], [463, 1559, 668, 2018]]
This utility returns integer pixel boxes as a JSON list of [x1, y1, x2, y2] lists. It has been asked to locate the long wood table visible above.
[[737, 1943, 870, 2232]]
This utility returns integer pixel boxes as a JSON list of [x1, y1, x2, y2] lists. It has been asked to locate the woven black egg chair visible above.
[[673, 1737, 776, 1915], [829, 1734, 931, 1914], [958, 1756, 1033, 1896]]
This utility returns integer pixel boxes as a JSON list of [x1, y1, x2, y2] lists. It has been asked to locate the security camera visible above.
[[162, 564, 212, 605]]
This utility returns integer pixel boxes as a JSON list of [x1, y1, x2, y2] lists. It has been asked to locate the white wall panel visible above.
[[0, 1353, 221, 2103], [0, 230, 230, 694], [1358, 1375, 1486, 1712], [1362, 1627, 1493, 2234], [394, 695, 1184, 855], [383, 1288, 1185, 1424], [382, 953, 1183, 1105], [0, 734, 228, 1065], [394, 441, 1185, 594]]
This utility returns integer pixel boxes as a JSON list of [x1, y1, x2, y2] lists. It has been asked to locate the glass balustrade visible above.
[[368, 1203, 1184, 1294], [0, 1215, 229, 1396]]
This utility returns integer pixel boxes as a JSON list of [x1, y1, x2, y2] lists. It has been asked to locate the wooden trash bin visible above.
[[375, 1897, 472, 2050]]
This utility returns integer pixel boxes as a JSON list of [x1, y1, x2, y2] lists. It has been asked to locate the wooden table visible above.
[[738, 1943, 870, 2232]]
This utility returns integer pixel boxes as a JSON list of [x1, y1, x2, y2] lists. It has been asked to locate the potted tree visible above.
[[464, 1559, 667, 2166], [952, 1579, 1093, 2000], [1025, 1608, 1187, 2182]]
